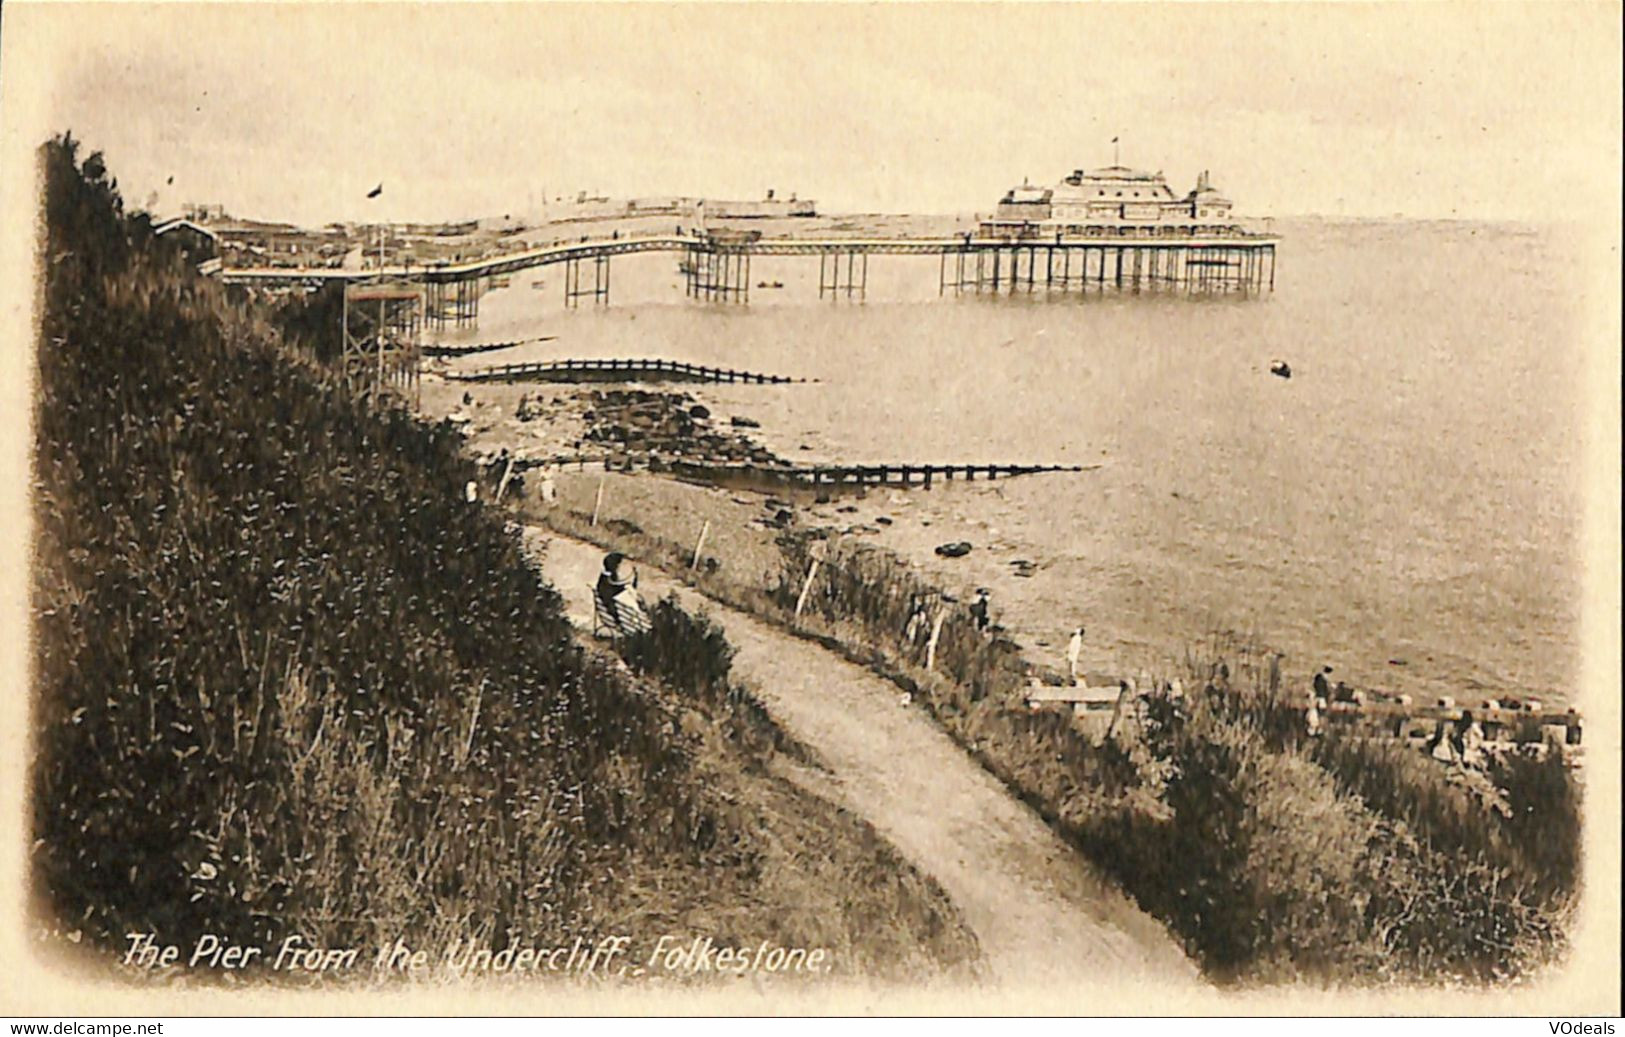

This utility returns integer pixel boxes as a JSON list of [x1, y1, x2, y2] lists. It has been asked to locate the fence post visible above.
[[794, 546, 825, 623], [691, 519, 710, 569], [925, 609, 947, 671]]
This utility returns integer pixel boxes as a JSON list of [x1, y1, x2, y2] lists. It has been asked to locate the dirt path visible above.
[[534, 529, 1199, 990]]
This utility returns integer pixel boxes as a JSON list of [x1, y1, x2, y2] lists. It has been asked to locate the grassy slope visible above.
[[29, 135, 976, 982]]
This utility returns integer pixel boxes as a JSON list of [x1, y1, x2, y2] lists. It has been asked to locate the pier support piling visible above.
[[564, 254, 611, 307], [819, 249, 867, 300], [687, 246, 749, 304], [342, 282, 422, 402]]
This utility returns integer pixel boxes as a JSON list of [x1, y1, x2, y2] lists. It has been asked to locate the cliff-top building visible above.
[[982, 167, 1239, 238]]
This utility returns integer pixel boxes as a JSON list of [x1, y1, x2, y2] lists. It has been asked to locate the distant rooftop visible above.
[[1065, 166, 1167, 184]]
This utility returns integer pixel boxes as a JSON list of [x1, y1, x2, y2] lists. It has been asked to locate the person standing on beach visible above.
[[1450, 711, 1486, 769], [969, 589, 991, 632], [1067, 626, 1086, 684], [1312, 666, 1332, 705], [904, 594, 927, 646]]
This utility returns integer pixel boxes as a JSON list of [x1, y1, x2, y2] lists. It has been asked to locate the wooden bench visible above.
[[1024, 681, 1127, 713], [590, 585, 651, 640]]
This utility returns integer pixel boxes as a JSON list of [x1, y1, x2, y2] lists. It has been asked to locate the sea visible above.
[[435, 218, 1589, 705]]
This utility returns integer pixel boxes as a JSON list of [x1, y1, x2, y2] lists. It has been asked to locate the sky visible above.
[[5, 2, 1622, 226]]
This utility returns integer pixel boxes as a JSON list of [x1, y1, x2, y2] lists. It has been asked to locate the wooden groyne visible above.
[[424, 336, 554, 358], [513, 453, 1093, 495], [795, 461, 1089, 489], [450, 358, 811, 385], [668, 459, 1092, 494]]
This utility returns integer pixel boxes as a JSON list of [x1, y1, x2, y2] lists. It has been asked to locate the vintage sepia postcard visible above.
[[1, 0, 1620, 1018]]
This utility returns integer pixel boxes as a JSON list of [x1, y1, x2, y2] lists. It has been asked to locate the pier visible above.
[[221, 229, 1278, 316]]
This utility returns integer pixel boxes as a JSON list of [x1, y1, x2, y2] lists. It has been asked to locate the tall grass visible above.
[[32, 134, 714, 960], [1195, 654, 1582, 904]]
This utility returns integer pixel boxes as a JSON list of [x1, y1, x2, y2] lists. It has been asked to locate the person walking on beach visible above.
[[1425, 718, 1451, 761], [1067, 626, 1086, 684]]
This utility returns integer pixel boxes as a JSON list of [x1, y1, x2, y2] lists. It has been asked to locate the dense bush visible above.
[[267, 283, 346, 366], [617, 595, 813, 765]]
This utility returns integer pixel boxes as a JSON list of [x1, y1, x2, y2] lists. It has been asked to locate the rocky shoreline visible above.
[[421, 373, 788, 470], [576, 388, 786, 467]]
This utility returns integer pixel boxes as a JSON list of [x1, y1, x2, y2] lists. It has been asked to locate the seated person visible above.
[[596, 552, 647, 632]]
